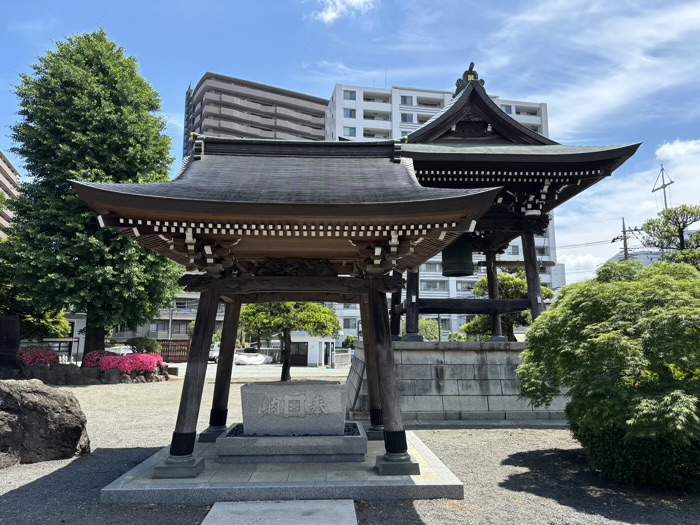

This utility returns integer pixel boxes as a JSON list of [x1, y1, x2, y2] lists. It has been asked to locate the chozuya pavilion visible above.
[[73, 65, 639, 479]]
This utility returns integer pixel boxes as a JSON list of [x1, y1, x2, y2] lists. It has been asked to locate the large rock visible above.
[[28, 364, 54, 385], [52, 364, 84, 386], [101, 369, 120, 384], [0, 379, 90, 464]]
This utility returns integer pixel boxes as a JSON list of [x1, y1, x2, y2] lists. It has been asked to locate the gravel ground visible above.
[[2, 365, 699, 525]]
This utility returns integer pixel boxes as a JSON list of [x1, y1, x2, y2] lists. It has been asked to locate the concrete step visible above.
[[202, 500, 356, 524]]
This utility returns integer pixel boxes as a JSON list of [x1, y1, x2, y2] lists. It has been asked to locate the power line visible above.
[[557, 240, 612, 249]]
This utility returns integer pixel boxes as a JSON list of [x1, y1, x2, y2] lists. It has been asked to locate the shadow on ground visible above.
[[499, 448, 700, 525], [355, 499, 426, 525], [0, 448, 210, 525]]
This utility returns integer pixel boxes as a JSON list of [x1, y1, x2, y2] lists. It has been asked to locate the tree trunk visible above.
[[84, 317, 106, 358], [280, 329, 292, 381]]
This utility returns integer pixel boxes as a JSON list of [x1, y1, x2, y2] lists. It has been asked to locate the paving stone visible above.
[[201, 500, 357, 525]]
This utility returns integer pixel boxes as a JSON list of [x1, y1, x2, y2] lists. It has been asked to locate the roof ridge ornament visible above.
[[454, 62, 484, 97]]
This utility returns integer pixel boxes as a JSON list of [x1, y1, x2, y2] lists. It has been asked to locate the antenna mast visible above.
[[652, 164, 674, 209]]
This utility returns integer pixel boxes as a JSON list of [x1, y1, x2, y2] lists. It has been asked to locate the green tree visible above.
[[400, 317, 440, 341], [342, 335, 358, 349], [517, 261, 700, 487], [460, 271, 553, 341], [8, 30, 181, 352], [239, 302, 340, 381], [0, 238, 70, 339], [642, 204, 700, 251]]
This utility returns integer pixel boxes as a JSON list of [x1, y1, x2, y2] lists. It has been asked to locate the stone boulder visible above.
[[81, 367, 100, 381], [101, 369, 120, 384], [52, 364, 84, 386], [119, 373, 131, 384], [27, 364, 54, 385], [0, 380, 90, 464]]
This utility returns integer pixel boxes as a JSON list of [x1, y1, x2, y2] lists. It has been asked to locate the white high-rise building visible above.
[[326, 83, 563, 342]]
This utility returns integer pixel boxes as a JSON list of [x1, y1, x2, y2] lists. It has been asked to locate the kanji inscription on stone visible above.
[[258, 396, 282, 416], [307, 394, 328, 416]]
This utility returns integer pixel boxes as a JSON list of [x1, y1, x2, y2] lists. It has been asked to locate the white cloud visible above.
[[554, 138, 700, 283], [481, 0, 700, 142], [162, 112, 184, 132], [310, 0, 377, 24]]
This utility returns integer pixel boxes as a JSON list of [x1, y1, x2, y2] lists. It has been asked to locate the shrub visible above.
[[518, 262, 700, 488], [18, 347, 58, 367], [98, 353, 164, 374], [126, 336, 161, 354], [342, 335, 358, 349], [82, 350, 117, 368]]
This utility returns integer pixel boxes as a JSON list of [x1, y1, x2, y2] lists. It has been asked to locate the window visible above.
[[400, 131, 409, 137], [343, 318, 357, 329], [401, 113, 414, 123], [501, 104, 512, 114], [536, 247, 548, 256], [342, 303, 355, 309], [343, 127, 356, 137], [456, 281, 474, 292], [420, 262, 442, 273], [171, 321, 189, 335], [343, 108, 356, 118], [400, 95, 413, 105], [508, 245, 520, 256], [439, 318, 451, 331], [420, 280, 447, 291], [343, 90, 356, 100]]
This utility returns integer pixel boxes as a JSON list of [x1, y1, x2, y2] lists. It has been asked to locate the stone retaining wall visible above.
[[349, 342, 567, 421]]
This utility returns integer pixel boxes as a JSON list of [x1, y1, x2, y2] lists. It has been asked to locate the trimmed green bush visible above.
[[518, 261, 700, 488], [126, 336, 161, 354]]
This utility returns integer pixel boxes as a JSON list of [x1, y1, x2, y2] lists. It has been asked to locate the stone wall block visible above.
[[399, 395, 444, 412], [414, 379, 459, 396], [397, 380, 416, 396], [442, 395, 489, 412], [457, 379, 503, 396], [400, 350, 446, 365], [396, 365, 433, 380], [443, 351, 480, 364], [488, 396, 534, 411], [441, 365, 475, 380], [500, 380, 521, 396]]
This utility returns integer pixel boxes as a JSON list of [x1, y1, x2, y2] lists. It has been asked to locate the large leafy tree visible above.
[[460, 271, 553, 341], [0, 238, 70, 339], [518, 261, 700, 487], [8, 30, 181, 352], [239, 302, 340, 381]]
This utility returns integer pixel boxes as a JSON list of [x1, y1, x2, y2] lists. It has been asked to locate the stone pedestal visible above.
[[240, 381, 347, 436]]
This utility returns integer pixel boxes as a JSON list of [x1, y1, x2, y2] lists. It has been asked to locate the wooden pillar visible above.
[[154, 279, 221, 478], [359, 296, 383, 434], [389, 270, 402, 340], [369, 279, 419, 475], [521, 231, 545, 320], [199, 297, 242, 442], [404, 270, 423, 341], [485, 250, 503, 339]]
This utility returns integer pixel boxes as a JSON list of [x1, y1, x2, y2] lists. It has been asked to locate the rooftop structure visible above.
[[0, 151, 21, 239], [183, 73, 328, 156]]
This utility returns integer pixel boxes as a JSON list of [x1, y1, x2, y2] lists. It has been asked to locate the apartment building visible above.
[[183, 72, 328, 156], [0, 151, 21, 239], [326, 84, 548, 140]]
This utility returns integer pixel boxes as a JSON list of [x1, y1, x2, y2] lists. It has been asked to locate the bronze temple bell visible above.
[[442, 234, 475, 276]]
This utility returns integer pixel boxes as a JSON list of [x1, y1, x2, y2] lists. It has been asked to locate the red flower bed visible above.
[[18, 347, 59, 367], [98, 353, 164, 374], [82, 351, 116, 368]]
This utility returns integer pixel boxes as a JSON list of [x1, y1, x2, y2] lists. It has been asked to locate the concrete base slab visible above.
[[202, 500, 357, 525], [101, 431, 463, 504], [365, 429, 384, 441], [216, 422, 367, 462], [152, 456, 205, 479], [198, 427, 228, 443], [375, 455, 421, 476]]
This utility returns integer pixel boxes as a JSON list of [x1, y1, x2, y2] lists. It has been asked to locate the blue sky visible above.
[[1, 0, 700, 282]]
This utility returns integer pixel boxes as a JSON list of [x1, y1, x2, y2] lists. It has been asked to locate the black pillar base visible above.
[[402, 333, 424, 342], [369, 407, 383, 427], [169, 431, 196, 456]]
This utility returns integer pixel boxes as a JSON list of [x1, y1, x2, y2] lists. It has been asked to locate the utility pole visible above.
[[652, 164, 674, 210], [612, 218, 642, 260]]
